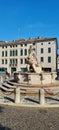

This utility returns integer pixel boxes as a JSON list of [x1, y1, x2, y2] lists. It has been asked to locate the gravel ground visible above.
[[0, 105, 59, 130]]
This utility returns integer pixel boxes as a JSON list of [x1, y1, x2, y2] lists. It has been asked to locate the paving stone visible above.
[[0, 105, 59, 130]]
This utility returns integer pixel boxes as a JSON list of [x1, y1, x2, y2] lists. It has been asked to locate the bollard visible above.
[[14, 87, 20, 104], [39, 88, 45, 105]]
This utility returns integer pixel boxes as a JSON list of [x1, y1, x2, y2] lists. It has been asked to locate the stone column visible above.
[[39, 88, 45, 105], [14, 87, 20, 104]]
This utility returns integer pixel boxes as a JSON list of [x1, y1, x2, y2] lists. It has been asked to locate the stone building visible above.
[[36, 38, 58, 72], [57, 55, 59, 71], [0, 37, 58, 74]]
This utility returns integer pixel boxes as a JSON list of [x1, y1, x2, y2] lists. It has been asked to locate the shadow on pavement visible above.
[[45, 96, 59, 102], [25, 97, 39, 104], [0, 124, 11, 130]]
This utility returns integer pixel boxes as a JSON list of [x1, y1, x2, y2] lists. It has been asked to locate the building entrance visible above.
[[11, 67, 16, 73]]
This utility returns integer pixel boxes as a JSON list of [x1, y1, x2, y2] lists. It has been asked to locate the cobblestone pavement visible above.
[[0, 105, 59, 130]]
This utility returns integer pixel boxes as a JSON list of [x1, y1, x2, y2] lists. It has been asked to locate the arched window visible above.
[[15, 50, 18, 56], [20, 49, 23, 56], [24, 49, 27, 55]]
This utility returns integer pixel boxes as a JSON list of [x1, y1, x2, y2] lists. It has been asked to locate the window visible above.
[[21, 44, 23, 47], [41, 48, 43, 53], [20, 49, 23, 56], [15, 50, 18, 56], [33, 43, 35, 45], [13, 59, 15, 64], [2, 59, 4, 64], [0, 67, 7, 72], [41, 43, 43, 45], [48, 57, 51, 63], [20, 59, 23, 64], [48, 42, 51, 44], [13, 45, 14, 47], [13, 50, 14, 56], [2, 46, 4, 49], [48, 48, 51, 53], [16, 45, 17, 47], [10, 50, 12, 56], [10, 59, 18, 64], [24, 59, 27, 64], [5, 59, 7, 64], [25, 43, 27, 46], [10, 45, 12, 48], [5, 51, 7, 56], [2, 51, 4, 57], [40, 57, 44, 62], [24, 49, 27, 55], [10, 59, 12, 64], [15, 59, 18, 64]]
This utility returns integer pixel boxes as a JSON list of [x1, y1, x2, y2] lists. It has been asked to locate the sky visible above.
[[0, 0, 59, 45]]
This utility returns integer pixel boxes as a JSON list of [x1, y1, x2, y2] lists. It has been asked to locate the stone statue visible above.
[[26, 45, 42, 74]]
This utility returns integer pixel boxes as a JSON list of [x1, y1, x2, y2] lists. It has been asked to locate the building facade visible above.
[[0, 37, 58, 74], [36, 38, 57, 72], [57, 55, 59, 71]]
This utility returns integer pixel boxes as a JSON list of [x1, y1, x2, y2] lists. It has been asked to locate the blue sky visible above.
[[0, 0, 59, 44]]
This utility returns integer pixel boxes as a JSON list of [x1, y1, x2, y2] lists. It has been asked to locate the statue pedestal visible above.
[[14, 72, 57, 85], [26, 72, 57, 85]]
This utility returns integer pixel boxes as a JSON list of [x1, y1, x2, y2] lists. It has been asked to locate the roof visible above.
[[0, 37, 57, 46]]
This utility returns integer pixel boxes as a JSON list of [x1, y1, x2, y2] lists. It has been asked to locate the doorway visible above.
[[11, 67, 16, 73]]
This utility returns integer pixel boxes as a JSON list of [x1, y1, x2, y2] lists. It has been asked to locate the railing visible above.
[[14, 87, 45, 105], [0, 80, 59, 106], [14, 86, 59, 105]]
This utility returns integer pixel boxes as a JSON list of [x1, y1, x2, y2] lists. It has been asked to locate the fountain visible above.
[[0, 46, 59, 105], [14, 45, 57, 85]]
